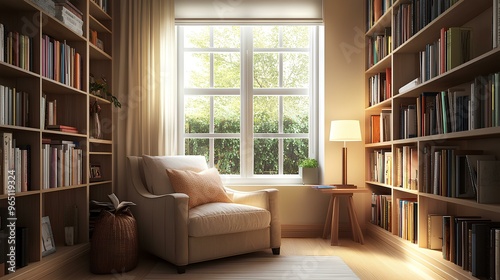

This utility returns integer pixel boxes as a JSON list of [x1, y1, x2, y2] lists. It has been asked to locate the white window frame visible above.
[[177, 25, 320, 185]]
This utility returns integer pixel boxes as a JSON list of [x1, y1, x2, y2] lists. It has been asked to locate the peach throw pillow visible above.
[[166, 168, 232, 209]]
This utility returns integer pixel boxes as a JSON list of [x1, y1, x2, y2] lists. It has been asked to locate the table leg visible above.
[[346, 195, 359, 242], [348, 196, 364, 244], [323, 195, 333, 239], [330, 195, 340, 246]]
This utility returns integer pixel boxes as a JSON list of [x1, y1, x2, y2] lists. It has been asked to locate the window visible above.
[[178, 25, 319, 183]]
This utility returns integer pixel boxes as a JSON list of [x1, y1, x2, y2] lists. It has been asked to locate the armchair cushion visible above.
[[142, 155, 208, 194], [189, 202, 271, 237], [166, 167, 232, 209]]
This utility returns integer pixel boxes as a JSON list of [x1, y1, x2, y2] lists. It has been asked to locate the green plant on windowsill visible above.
[[89, 74, 121, 108], [299, 158, 318, 168]]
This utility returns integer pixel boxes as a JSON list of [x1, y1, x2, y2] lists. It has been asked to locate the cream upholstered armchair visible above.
[[126, 155, 281, 273]]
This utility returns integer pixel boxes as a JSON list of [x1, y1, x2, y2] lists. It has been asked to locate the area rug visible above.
[[144, 254, 360, 279]]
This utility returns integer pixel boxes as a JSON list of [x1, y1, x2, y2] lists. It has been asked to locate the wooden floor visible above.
[[40, 236, 444, 280]]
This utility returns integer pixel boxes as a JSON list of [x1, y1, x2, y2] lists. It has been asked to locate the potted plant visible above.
[[299, 158, 319, 185]]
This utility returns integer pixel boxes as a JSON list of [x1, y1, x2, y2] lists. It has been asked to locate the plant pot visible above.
[[299, 167, 318, 185]]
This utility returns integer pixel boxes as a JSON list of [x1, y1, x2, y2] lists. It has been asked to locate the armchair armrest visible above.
[[224, 187, 281, 248], [126, 156, 190, 266]]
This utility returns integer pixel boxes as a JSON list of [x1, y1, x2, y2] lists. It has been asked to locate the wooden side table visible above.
[[313, 187, 369, 246]]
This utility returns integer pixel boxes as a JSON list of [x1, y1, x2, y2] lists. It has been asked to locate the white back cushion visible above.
[[142, 155, 208, 194]]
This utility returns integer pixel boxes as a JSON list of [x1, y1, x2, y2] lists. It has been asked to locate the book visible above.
[[399, 77, 420, 94], [489, 227, 499, 280], [443, 215, 455, 261], [54, 0, 83, 19], [15, 227, 28, 268], [0, 23, 3, 63], [370, 114, 380, 143], [447, 27, 471, 71], [462, 219, 491, 271], [472, 222, 500, 278], [312, 185, 335, 189], [494, 0, 499, 49], [495, 229, 499, 280], [454, 150, 482, 198], [46, 124, 78, 133], [466, 154, 496, 198], [1, 132, 13, 195], [427, 214, 443, 250], [476, 160, 500, 204], [107, 193, 136, 213], [380, 108, 391, 142]]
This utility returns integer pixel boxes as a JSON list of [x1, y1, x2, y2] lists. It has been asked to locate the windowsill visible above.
[[220, 176, 306, 186]]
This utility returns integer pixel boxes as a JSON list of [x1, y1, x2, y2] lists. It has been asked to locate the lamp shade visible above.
[[329, 120, 362, 142]]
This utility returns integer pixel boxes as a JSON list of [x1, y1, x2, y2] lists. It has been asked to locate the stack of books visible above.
[[54, 0, 83, 36]]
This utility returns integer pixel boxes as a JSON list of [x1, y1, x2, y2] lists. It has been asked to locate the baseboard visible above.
[[367, 223, 476, 280], [3, 243, 89, 279], [281, 224, 323, 238]]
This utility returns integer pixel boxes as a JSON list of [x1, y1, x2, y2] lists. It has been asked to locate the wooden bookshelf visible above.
[[365, 0, 500, 279], [0, 0, 113, 278]]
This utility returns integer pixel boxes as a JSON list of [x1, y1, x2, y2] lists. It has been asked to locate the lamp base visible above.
[[330, 184, 357, 189]]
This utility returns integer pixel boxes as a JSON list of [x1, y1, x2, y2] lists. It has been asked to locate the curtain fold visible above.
[[113, 0, 177, 198]]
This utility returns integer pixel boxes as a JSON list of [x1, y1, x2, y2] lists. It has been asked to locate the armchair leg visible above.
[[272, 247, 280, 255], [176, 265, 186, 274]]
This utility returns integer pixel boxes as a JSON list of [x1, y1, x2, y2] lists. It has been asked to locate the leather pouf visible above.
[[90, 208, 138, 274]]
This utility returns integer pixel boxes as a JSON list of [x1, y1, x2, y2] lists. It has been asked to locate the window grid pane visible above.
[[180, 26, 315, 178]]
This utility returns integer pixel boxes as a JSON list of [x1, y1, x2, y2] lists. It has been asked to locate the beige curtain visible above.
[[113, 0, 177, 198]]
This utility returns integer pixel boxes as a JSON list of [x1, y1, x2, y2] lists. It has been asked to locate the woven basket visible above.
[[90, 208, 138, 274]]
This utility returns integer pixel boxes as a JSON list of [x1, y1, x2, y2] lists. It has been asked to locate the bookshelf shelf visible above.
[[42, 14, 86, 41], [365, 0, 500, 278], [0, 0, 114, 277], [89, 15, 111, 34], [89, 44, 112, 60]]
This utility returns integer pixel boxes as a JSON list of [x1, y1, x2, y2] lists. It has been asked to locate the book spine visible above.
[[495, 229, 499, 280], [0, 23, 4, 63]]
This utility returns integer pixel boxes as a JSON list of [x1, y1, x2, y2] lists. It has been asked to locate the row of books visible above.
[[370, 193, 392, 231], [369, 108, 391, 143], [91, 0, 110, 14], [366, 0, 394, 30], [0, 132, 30, 195], [421, 146, 500, 203], [371, 194, 418, 244], [368, 68, 391, 106], [419, 27, 471, 83], [428, 214, 500, 279], [367, 27, 391, 68], [41, 34, 83, 90], [369, 149, 391, 185], [396, 71, 500, 139], [369, 146, 418, 190], [90, 29, 104, 51], [41, 94, 79, 133], [397, 198, 418, 244], [41, 139, 83, 189], [393, 0, 458, 49], [0, 85, 30, 127], [0, 24, 34, 71]]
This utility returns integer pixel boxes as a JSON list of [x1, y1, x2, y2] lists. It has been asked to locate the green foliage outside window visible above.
[[183, 26, 312, 175]]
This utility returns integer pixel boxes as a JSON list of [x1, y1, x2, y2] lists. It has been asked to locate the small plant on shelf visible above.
[[299, 158, 319, 185], [299, 158, 319, 168], [89, 74, 121, 108]]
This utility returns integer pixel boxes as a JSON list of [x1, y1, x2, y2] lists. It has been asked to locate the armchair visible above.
[[126, 156, 281, 273]]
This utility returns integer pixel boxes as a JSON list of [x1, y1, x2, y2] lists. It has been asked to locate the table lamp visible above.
[[329, 120, 362, 187]]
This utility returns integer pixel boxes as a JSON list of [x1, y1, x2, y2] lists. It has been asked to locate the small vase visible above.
[[90, 101, 102, 139]]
